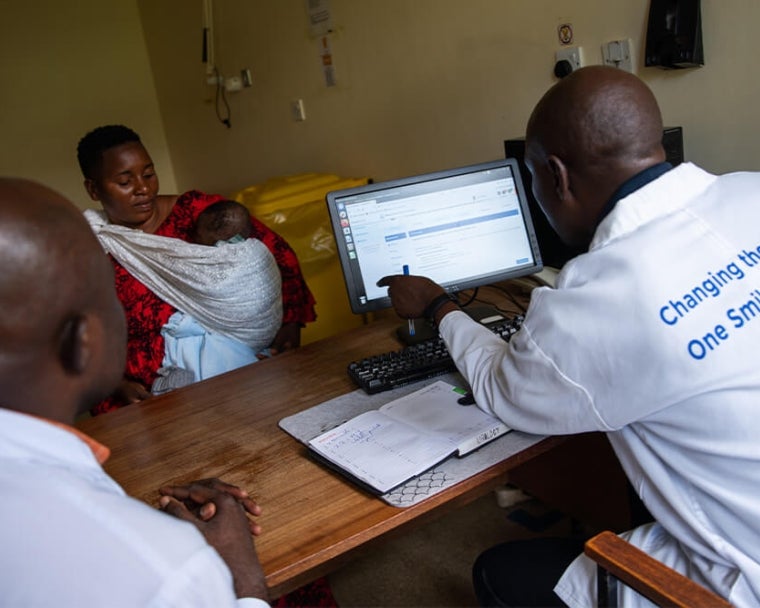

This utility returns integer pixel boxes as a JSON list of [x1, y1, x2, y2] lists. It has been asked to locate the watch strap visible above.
[[423, 292, 459, 324]]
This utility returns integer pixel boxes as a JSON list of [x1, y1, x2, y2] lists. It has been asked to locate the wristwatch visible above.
[[424, 292, 459, 325]]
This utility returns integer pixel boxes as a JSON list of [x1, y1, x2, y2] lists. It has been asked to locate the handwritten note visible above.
[[308, 381, 510, 493]]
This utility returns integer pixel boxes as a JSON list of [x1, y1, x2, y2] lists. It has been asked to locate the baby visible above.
[[152, 200, 282, 394], [192, 199, 252, 246]]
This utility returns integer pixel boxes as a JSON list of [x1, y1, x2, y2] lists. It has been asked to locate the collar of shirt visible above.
[[42, 417, 111, 464], [22, 411, 111, 464], [596, 162, 673, 227]]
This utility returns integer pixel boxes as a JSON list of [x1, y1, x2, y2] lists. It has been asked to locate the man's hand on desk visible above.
[[159, 479, 268, 601], [159, 477, 263, 536]]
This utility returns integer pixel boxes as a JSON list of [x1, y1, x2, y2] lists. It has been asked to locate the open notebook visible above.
[[308, 380, 510, 494]]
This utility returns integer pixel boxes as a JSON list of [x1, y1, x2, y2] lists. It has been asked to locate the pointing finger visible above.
[[377, 275, 400, 288]]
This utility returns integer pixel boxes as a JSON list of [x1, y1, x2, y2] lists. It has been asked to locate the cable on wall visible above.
[[214, 66, 231, 128], [202, 0, 231, 128]]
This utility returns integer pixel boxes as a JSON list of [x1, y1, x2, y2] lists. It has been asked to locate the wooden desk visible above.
[[77, 307, 562, 597]]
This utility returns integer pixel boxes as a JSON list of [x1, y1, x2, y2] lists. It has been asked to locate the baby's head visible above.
[[193, 200, 252, 246]]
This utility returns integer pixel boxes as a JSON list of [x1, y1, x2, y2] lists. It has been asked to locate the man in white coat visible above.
[[379, 66, 760, 606]]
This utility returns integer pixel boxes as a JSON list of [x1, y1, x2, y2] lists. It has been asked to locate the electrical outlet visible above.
[[555, 46, 582, 72], [225, 76, 243, 92], [206, 73, 223, 86]]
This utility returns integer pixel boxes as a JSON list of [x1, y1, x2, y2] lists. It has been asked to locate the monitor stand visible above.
[[394, 304, 508, 346], [395, 318, 437, 345]]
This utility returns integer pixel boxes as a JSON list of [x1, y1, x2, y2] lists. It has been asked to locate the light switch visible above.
[[291, 99, 306, 121]]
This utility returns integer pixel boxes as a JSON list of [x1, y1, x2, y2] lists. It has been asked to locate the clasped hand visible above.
[[158, 477, 267, 600], [159, 477, 262, 535]]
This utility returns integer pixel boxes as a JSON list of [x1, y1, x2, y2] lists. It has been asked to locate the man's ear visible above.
[[84, 178, 100, 202], [547, 154, 571, 202], [58, 315, 91, 375]]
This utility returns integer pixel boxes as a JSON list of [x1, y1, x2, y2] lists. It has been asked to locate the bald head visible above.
[[528, 65, 664, 174], [524, 66, 666, 249], [0, 178, 126, 421]]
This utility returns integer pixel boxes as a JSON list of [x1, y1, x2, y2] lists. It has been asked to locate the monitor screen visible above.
[[325, 158, 543, 315]]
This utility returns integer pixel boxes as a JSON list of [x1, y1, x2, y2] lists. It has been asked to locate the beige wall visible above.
[[0, 0, 176, 209], [136, 0, 760, 197], [4, 1, 760, 207]]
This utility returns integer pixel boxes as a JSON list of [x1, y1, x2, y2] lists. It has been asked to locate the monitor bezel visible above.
[[325, 158, 544, 315]]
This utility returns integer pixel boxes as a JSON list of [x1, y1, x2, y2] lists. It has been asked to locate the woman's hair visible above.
[[77, 125, 141, 179]]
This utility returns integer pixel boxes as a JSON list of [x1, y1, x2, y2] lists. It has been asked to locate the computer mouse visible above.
[[457, 391, 476, 406]]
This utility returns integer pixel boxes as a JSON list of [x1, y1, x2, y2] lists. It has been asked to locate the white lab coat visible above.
[[0, 408, 268, 607], [440, 163, 760, 606]]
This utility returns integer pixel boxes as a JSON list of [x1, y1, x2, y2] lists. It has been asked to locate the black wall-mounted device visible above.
[[645, 0, 704, 69], [504, 127, 684, 269]]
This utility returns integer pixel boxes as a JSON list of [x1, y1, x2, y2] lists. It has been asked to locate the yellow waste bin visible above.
[[234, 173, 370, 345]]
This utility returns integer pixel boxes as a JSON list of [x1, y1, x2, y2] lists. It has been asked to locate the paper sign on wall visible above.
[[320, 35, 336, 87], [307, 0, 333, 37]]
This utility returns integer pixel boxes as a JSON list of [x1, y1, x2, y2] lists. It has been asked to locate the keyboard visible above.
[[348, 315, 524, 394]]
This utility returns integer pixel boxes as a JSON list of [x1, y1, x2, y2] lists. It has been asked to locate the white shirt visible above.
[[0, 408, 268, 608], [440, 163, 760, 606]]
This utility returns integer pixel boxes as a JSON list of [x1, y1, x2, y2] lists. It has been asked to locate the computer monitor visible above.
[[325, 158, 543, 321]]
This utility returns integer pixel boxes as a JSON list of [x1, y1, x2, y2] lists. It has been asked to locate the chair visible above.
[[584, 531, 732, 607]]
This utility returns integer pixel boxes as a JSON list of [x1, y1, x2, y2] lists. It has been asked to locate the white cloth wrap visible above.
[[84, 209, 282, 351]]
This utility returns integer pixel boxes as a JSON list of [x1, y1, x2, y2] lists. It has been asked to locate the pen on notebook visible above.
[[403, 264, 415, 336]]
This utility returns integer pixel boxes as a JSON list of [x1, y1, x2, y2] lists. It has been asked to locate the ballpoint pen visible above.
[[402, 264, 415, 336]]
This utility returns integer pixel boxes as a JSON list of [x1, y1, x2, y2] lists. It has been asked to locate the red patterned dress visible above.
[[92, 190, 316, 416]]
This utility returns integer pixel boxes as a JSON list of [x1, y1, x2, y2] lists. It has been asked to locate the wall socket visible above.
[[225, 76, 243, 92], [206, 73, 223, 86], [555, 46, 582, 72]]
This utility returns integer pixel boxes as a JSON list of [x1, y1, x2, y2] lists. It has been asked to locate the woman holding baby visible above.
[[78, 124, 316, 415]]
